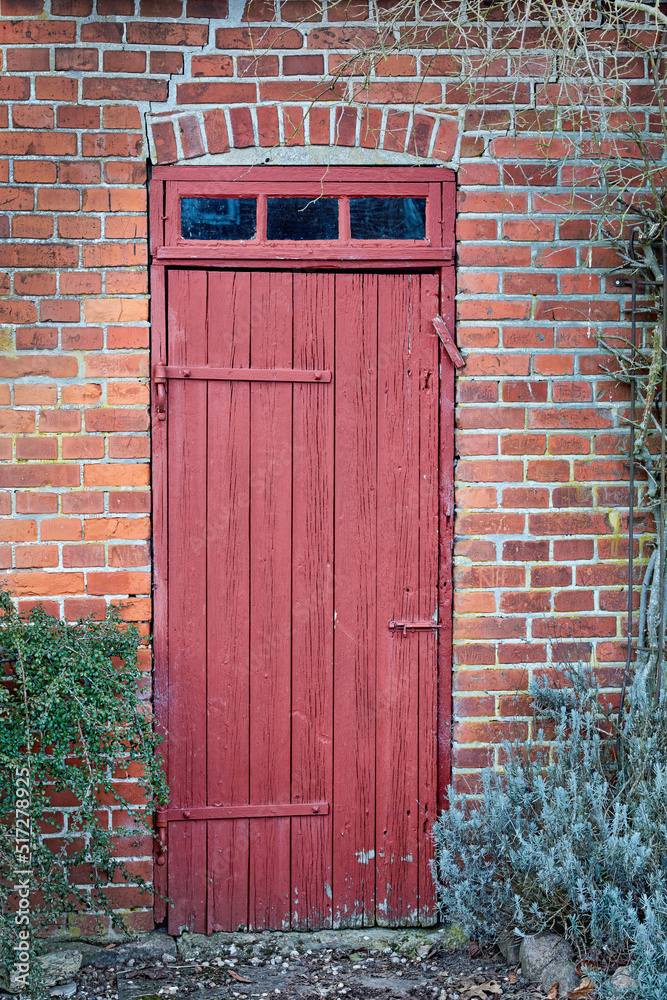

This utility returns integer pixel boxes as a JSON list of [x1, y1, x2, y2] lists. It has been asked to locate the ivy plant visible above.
[[0, 590, 168, 995]]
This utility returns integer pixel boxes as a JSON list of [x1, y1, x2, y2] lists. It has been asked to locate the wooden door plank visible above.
[[417, 273, 440, 924], [206, 271, 252, 933], [248, 270, 293, 930], [291, 272, 335, 930], [166, 269, 209, 934], [333, 273, 377, 927], [438, 261, 456, 812], [375, 273, 421, 926], [150, 260, 168, 924]]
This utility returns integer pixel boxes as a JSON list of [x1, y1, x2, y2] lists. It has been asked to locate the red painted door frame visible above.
[[149, 165, 456, 930]]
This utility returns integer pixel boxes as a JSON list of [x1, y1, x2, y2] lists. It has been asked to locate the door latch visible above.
[[388, 620, 442, 635]]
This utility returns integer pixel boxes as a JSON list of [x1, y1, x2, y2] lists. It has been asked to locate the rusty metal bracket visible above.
[[433, 315, 465, 369], [156, 802, 329, 823], [388, 619, 442, 636], [155, 813, 167, 866], [154, 362, 167, 422]]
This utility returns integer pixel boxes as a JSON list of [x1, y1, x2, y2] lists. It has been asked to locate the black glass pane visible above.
[[350, 197, 426, 240], [181, 197, 256, 240], [267, 197, 339, 240]]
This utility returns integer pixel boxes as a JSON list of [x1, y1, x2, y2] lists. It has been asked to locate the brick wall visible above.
[[0, 0, 649, 932]]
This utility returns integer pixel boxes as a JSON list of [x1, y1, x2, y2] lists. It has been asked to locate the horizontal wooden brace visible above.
[[154, 365, 331, 383], [156, 246, 453, 263], [156, 802, 330, 823]]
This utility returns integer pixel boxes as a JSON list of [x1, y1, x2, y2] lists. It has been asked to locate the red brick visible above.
[[40, 519, 82, 541], [62, 492, 104, 515], [526, 460, 570, 482], [151, 121, 178, 165], [37, 188, 80, 211], [39, 409, 81, 433], [529, 512, 613, 535], [14, 384, 56, 405], [238, 54, 280, 77], [109, 544, 150, 567], [549, 434, 590, 455], [61, 328, 104, 351], [151, 51, 184, 74], [502, 540, 549, 561], [62, 436, 105, 460], [457, 407, 524, 430], [501, 433, 546, 456], [108, 493, 151, 514], [13, 104, 54, 129], [40, 299, 80, 323], [229, 107, 254, 148], [0, 410, 35, 432], [261, 80, 345, 103], [455, 566, 524, 588], [256, 106, 279, 147], [455, 720, 529, 742], [16, 492, 57, 514], [34, 77, 78, 102], [502, 219, 556, 241], [0, 463, 81, 488], [283, 106, 306, 145], [12, 216, 53, 239], [178, 81, 257, 104], [532, 616, 617, 639], [63, 545, 105, 568], [16, 437, 58, 460], [59, 162, 100, 186], [6, 46, 49, 71], [97, 0, 132, 11], [457, 512, 525, 535], [554, 590, 595, 612], [500, 591, 550, 614], [552, 485, 594, 507], [216, 26, 303, 48], [502, 487, 550, 506], [15, 545, 59, 569], [2, 572, 84, 597], [55, 47, 97, 71], [52, 0, 92, 10], [83, 78, 168, 103], [65, 597, 107, 621], [56, 106, 100, 129], [85, 409, 148, 433], [457, 459, 522, 483], [284, 53, 324, 74], [126, 22, 209, 46], [14, 161, 56, 183], [86, 572, 150, 595], [203, 109, 230, 154], [554, 539, 595, 561], [83, 465, 150, 487], [81, 22, 123, 43]]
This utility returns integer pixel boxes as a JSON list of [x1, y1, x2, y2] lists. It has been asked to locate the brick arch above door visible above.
[[146, 104, 459, 164]]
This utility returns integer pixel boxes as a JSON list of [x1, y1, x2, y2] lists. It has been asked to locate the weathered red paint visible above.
[[150, 166, 456, 933]]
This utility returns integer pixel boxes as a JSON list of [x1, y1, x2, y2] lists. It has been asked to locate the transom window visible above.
[[180, 195, 427, 242], [153, 167, 453, 264]]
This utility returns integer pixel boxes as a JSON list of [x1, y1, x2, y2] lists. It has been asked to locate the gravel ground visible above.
[[69, 936, 544, 1000]]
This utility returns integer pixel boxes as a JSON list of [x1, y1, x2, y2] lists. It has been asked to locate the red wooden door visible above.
[[158, 266, 442, 934]]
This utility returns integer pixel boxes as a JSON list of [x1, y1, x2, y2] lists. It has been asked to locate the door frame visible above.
[[149, 165, 457, 924]]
